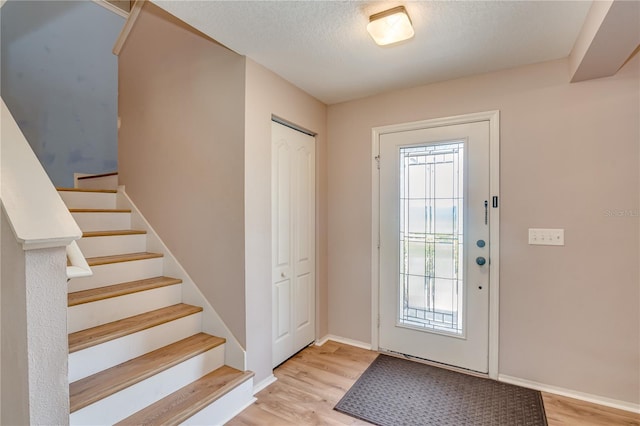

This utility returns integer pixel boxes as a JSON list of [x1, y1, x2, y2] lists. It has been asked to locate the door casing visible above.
[[371, 110, 500, 379]]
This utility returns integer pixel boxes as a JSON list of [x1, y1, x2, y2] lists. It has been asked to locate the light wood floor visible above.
[[228, 341, 639, 426]]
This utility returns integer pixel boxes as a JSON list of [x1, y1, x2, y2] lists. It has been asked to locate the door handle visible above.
[[476, 256, 486, 266]]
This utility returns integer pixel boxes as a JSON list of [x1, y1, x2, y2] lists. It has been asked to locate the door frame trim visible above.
[[371, 110, 500, 379]]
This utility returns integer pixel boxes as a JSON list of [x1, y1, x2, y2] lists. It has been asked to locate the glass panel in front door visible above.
[[399, 142, 464, 335]]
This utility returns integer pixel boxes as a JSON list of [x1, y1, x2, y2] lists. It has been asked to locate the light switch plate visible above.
[[528, 228, 564, 246]]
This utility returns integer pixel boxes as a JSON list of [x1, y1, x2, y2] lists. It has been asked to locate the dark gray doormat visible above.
[[335, 354, 547, 426]]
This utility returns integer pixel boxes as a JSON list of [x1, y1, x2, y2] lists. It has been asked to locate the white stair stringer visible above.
[[69, 257, 163, 292], [77, 232, 147, 257], [70, 345, 225, 425], [69, 312, 202, 382], [59, 190, 117, 209], [117, 187, 247, 372], [68, 283, 182, 333]]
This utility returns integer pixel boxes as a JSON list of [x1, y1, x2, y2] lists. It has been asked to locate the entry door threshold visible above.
[[378, 348, 489, 379]]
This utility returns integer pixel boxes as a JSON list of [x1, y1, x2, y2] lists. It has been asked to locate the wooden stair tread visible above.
[[68, 276, 183, 307], [70, 333, 225, 413], [116, 366, 254, 426], [83, 229, 147, 237], [69, 303, 202, 353], [57, 187, 117, 193], [86, 252, 163, 266], [69, 208, 131, 213]]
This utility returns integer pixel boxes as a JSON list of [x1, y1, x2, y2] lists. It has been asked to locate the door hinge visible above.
[[374, 155, 380, 170], [492, 196, 499, 208]]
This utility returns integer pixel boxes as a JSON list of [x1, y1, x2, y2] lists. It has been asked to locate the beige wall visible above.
[[118, 3, 248, 344], [245, 59, 328, 384], [117, 3, 328, 382], [327, 56, 640, 404]]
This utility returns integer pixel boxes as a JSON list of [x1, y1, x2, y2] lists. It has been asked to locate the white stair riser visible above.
[[72, 212, 131, 232], [77, 233, 147, 258], [68, 285, 182, 333], [182, 378, 255, 426], [69, 258, 164, 292], [70, 346, 225, 425], [59, 191, 116, 210], [69, 313, 202, 382]]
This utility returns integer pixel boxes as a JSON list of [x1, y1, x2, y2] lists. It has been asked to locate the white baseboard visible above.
[[253, 374, 277, 394], [315, 334, 372, 350], [498, 374, 640, 414], [317, 337, 639, 414]]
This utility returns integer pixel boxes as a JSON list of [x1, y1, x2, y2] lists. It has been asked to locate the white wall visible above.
[[0, 0, 123, 187], [327, 56, 640, 405]]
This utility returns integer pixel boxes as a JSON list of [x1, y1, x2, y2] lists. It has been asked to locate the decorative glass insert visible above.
[[399, 142, 464, 335]]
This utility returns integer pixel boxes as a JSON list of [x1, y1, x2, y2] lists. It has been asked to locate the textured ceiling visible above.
[[153, 1, 592, 105]]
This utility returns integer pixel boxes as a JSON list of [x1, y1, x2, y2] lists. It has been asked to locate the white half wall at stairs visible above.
[[116, 187, 247, 371], [0, 99, 81, 249], [1, 97, 80, 424]]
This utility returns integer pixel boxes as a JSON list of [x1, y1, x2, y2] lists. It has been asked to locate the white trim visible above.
[[271, 115, 316, 137], [253, 374, 277, 394], [91, 0, 129, 18], [1, 99, 82, 250], [487, 111, 500, 379], [315, 334, 372, 350], [371, 110, 500, 379], [66, 240, 92, 279], [371, 136, 380, 352], [113, 0, 144, 55], [499, 374, 640, 414]]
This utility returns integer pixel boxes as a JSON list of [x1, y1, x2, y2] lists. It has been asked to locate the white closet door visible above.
[[272, 121, 316, 367]]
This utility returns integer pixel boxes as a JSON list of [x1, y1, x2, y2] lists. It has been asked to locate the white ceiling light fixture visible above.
[[367, 5, 415, 46]]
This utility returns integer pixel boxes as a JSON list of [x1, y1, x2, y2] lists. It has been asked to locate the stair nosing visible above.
[[69, 333, 226, 413], [57, 187, 117, 193], [86, 252, 163, 266], [68, 303, 203, 353], [115, 367, 254, 426], [82, 230, 147, 238], [68, 276, 183, 307]]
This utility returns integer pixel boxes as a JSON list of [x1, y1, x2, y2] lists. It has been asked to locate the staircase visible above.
[[58, 186, 254, 425]]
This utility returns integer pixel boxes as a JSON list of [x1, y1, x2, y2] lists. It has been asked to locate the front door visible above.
[[378, 119, 492, 373]]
